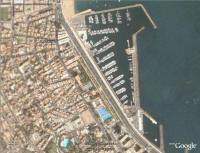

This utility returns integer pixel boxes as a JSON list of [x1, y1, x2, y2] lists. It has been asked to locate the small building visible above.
[[97, 106, 111, 121], [119, 134, 129, 144], [61, 139, 69, 148], [14, 0, 24, 3], [71, 138, 76, 145], [19, 60, 30, 74], [134, 144, 141, 152], [81, 81, 93, 91]]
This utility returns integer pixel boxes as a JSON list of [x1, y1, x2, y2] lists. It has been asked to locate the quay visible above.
[[131, 28, 144, 108]]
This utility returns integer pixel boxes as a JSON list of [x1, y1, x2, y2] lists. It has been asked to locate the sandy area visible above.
[[62, 0, 75, 19]]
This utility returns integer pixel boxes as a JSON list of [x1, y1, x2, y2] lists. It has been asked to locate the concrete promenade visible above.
[[132, 32, 143, 108]]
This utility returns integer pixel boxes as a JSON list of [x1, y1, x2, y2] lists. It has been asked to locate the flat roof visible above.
[[61, 139, 69, 148], [97, 106, 111, 121], [71, 138, 76, 145]]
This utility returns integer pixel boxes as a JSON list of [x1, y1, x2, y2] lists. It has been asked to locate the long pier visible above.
[[131, 27, 145, 108], [132, 29, 143, 108], [140, 4, 157, 29], [159, 124, 165, 153]]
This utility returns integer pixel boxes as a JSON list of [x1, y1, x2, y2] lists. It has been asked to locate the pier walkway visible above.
[[132, 33, 142, 108]]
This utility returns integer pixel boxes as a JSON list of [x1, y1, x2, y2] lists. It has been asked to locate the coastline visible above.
[[62, 0, 75, 19], [61, 1, 200, 153]]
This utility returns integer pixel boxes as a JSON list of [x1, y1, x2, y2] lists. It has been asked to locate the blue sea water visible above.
[[137, 2, 200, 153], [75, 1, 200, 153]]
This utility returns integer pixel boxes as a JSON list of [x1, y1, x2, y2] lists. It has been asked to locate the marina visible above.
[[85, 4, 155, 106], [81, 3, 165, 152], [76, 1, 200, 152]]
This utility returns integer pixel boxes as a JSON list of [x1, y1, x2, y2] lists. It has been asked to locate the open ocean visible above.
[[75, 1, 200, 153]]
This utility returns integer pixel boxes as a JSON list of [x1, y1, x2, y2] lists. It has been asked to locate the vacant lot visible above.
[[0, 7, 9, 21]]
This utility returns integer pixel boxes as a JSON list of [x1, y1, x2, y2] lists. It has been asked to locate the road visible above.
[[58, 4, 163, 153]]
